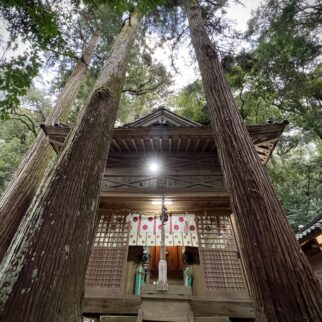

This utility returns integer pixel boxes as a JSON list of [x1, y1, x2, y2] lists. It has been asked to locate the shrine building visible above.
[[43, 107, 287, 322]]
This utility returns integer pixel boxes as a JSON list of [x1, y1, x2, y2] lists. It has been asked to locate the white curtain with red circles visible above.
[[128, 214, 198, 247]]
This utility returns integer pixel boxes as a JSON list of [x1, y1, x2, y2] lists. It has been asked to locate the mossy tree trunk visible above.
[[0, 30, 101, 263], [187, 4, 322, 322], [0, 13, 139, 322]]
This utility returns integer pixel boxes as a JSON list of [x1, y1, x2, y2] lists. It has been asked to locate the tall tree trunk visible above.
[[186, 4, 322, 322], [0, 30, 101, 263], [0, 12, 139, 322]]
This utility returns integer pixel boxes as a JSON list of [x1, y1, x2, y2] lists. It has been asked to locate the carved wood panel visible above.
[[85, 213, 128, 292], [102, 152, 226, 193], [196, 214, 248, 296]]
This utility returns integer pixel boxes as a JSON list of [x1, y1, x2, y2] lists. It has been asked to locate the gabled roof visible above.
[[122, 107, 202, 128], [296, 213, 322, 243], [40, 108, 287, 165]]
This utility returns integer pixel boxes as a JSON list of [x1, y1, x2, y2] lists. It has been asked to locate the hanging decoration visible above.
[[157, 196, 168, 291], [128, 213, 198, 247]]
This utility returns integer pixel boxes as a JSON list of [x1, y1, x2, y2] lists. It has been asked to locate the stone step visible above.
[[100, 316, 137, 322], [195, 317, 230, 322]]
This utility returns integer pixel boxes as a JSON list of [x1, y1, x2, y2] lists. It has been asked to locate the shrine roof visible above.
[[121, 107, 202, 128], [40, 107, 288, 165], [296, 213, 322, 244]]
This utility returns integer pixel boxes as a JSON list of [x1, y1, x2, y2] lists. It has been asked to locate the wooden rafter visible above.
[[40, 113, 287, 165]]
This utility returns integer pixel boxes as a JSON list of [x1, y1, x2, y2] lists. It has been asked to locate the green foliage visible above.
[[117, 44, 172, 124], [0, 117, 35, 194], [225, 0, 322, 139], [83, 0, 169, 15], [0, 52, 42, 113], [269, 140, 322, 228], [0, 0, 64, 49], [0, 0, 73, 114], [168, 80, 210, 125]]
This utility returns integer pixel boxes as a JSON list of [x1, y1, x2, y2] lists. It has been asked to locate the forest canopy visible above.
[[0, 0, 321, 228], [1, 2, 322, 321]]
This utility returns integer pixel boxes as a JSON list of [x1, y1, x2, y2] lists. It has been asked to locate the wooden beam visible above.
[[83, 295, 141, 315], [150, 138, 154, 152], [177, 137, 181, 152], [104, 168, 222, 176], [194, 139, 201, 152], [131, 138, 138, 152], [185, 138, 191, 152], [121, 139, 131, 152], [140, 139, 146, 152], [202, 139, 210, 152], [101, 187, 227, 194], [164, 175, 222, 188], [112, 139, 122, 152]]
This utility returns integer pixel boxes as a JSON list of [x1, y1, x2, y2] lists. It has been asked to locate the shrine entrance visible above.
[[149, 246, 184, 282], [84, 204, 249, 299], [127, 211, 199, 288]]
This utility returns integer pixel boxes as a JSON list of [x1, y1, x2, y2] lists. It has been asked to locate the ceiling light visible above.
[[151, 200, 173, 205], [149, 160, 160, 173]]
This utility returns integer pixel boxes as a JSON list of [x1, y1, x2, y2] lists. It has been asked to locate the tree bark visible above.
[[0, 30, 101, 263], [186, 4, 322, 322], [0, 13, 139, 322]]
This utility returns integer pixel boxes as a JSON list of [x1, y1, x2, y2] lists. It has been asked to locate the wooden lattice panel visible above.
[[200, 249, 246, 291], [93, 214, 128, 247], [85, 213, 128, 289], [197, 214, 248, 293], [197, 215, 236, 250], [85, 248, 126, 288]]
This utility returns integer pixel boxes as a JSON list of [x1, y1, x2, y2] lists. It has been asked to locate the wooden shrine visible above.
[[296, 214, 322, 286], [42, 107, 287, 322]]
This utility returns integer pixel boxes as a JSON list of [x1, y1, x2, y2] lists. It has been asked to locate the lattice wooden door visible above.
[[85, 212, 128, 295], [196, 214, 249, 298]]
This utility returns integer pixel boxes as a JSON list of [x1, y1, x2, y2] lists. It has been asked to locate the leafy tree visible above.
[[0, 8, 141, 322], [269, 139, 322, 228], [168, 80, 209, 125], [0, 0, 71, 114], [118, 44, 172, 124], [0, 87, 52, 195], [0, 118, 35, 194], [0, 28, 101, 262], [222, 0, 322, 139]]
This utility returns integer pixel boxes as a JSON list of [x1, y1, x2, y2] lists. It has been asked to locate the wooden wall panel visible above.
[[196, 214, 249, 298], [85, 213, 128, 294]]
